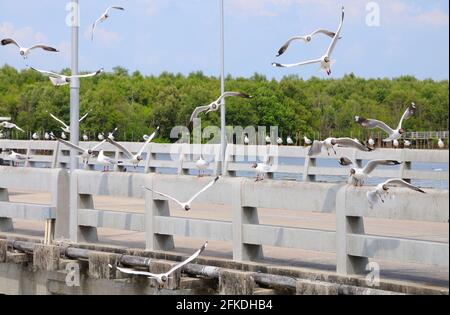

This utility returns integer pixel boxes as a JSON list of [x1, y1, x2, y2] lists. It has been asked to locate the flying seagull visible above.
[[0, 121, 25, 132], [9, 150, 30, 167], [308, 137, 372, 157], [355, 103, 417, 142], [339, 156, 402, 186], [48, 110, 91, 133], [190, 92, 251, 122], [108, 241, 208, 285], [107, 127, 159, 168], [1, 38, 58, 59], [92, 6, 125, 41], [367, 179, 425, 209], [275, 29, 339, 57], [272, 7, 344, 75], [29, 66, 104, 86], [58, 138, 106, 165], [143, 177, 219, 211]]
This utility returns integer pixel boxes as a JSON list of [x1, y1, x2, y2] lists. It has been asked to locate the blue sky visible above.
[[0, 0, 448, 80]]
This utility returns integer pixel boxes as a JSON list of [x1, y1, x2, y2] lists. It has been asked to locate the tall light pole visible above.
[[70, 0, 80, 172], [220, 0, 226, 174]]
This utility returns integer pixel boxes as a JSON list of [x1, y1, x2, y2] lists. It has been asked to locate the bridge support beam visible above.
[[0, 188, 13, 232]]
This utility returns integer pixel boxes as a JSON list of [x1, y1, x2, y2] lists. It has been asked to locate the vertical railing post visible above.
[[53, 169, 70, 240]]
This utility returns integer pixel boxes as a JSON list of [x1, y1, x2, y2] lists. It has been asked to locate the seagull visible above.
[[287, 136, 294, 145], [29, 66, 104, 86], [49, 132, 56, 140], [92, 6, 125, 41], [195, 155, 210, 177], [367, 138, 375, 147], [143, 134, 150, 141], [304, 136, 312, 146], [9, 150, 30, 167], [190, 92, 252, 122], [275, 29, 339, 57], [367, 179, 425, 209], [97, 150, 123, 172], [393, 139, 400, 148], [143, 177, 219, 211], [108, 128, 118, 141], [251, 162, 272, 182], [44, 132, 50, 140], [108, 241, 208, 285], [277, 137, 283, 145], [61, 132, 67, 140], [48, 110, 91, 133], [107, 127, 159, 168], [244, 135, 250, 145], [339, 156, 402, 186], [308, 137, 372, 157], [58, 138, 106, 165], [0, 121, 24, 132], [98, 133, 105, 141], [438, 139, 445, 149], [32, 132, 39, 140], [272, 7, 344, 76], [355, 103, 417, 142], [82, 134, 89, 141], [265, 136, 271, 144], [404, 140, 411, 148], [1, 38, 58, 59]]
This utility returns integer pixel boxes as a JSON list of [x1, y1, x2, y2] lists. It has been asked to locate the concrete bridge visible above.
[[0, 140, 448, 295]]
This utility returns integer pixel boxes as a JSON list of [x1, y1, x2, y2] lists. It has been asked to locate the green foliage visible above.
[[0, 65, 448, 142]]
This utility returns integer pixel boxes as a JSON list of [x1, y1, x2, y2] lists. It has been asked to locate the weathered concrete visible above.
[[0, 239, 7, 263], [33, 244, 60, 271], [88, 251, 119, 280], [219, 269, 255, 295]]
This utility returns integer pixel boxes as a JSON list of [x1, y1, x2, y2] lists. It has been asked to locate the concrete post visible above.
[[88, 252, 119, 280], [0, 239, 7, 263], [219, 269, 255, 295], [0, 188, 13, 232], [33, 244, 61, 271], [232, 179, 263, 261], [303, 156, 316, 182], [144, 176, 174, 251], [336, 186, 369, 275], [53, 169, 70, 240]]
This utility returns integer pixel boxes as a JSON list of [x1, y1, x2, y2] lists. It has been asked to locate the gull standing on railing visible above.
[[1, 38, 58, 59], [9, 150, 31, 167], [107, 127, 159, 168], [97, 150, 123, 172], [251, 161, 272, 182], [29, 66, 104, 86], [92, 6, 125, 41]]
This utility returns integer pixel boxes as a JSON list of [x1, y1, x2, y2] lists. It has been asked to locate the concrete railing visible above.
[[1, 140, 448, 185], [0, 166, 69, 241]]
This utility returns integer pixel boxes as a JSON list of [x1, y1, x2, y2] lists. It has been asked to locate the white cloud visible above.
[[83, 26, 120, 45], [0, 22, 47, 45]]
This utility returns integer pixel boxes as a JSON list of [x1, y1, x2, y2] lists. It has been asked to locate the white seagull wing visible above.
[[106, 138, 133, 160], [276, 36, 307, 57], [190, 105, 211, 122], [272, 58, 322, 69], [79, 110, 91, 122], [143, 187, 184, 207], [310, 29, 337, 38], [307, 140, 323, 156], [397, 103, 417, 130], [57, 138, 85, 154], [29, 44, 59, 52], [363, 160, 402, 175], [326, 7, 345, 57], [138, 126, 160, 156], [29, 66, 62, 78], [91, 140, 107, 151], [355, 116, 395, 135], [109, 265, 159, 278], [1, 38, 20, 48], [49, 113, 69, 130], [382, 179, 426, 193], [71, 69, 104, 79], [334, 138, 372, 152], [166, 241, 208, 275], [217, 92, 252, 103], [187, 177, 219, 205]]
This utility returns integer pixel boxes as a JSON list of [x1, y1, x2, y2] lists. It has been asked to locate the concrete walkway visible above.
[[6, 190, 449, 289]]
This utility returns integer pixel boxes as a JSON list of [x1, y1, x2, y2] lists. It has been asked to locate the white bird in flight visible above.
[[143, 177, 220, 211], [108, 241, 208, 285], [1, 38, 58, 59], [275, 29, 339, 57], [190, 92, 252, 122], [339, 156, 402, 186], [107, 127, 159, 168], [367, 179, 425, 209], [58, 138, 106, 165], [48, 110, 91, 133], [355, 103, 417, 142], [308, 137, 372, 157], [92, 6, 125, 41], [29, 66, 104, 86], [272, 7, 345, 75], [0, 121, 25, 132]]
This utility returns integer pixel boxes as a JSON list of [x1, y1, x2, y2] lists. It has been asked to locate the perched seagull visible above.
[[304, 136, 312, 146], [9, 150, 30, 167], [58, 138, 106, 165], [143, 177, 220, 211], [108, 241, 208, 285], [92, 6, 125, 41], [355, 103, 417, 142], [190, 92, 251, 122], [308, 137, 372, 157], [438, 139, 445, 149], [393, 139, 400, 148], [107, 127, 159, 168], [339, 156, 402, 186], [1, 38, 58, 59], [195, 155, 210, 177], [367, 138, 375, 147], [275, 29, 338, 57], [44, 132, 50, 140], [97, 150, 123, 172], [61, 132, 67, 140], [82, 134, 89, 141], [48, 110, 91, 133], [251, 162, 272, 182], [49, 132, 56, 140], [98, 133, 105, 141], [0, 121, 24, 132], [108, 128, 118, 141], [367, 179, 425, 209], [404, 140, 411, 148], [272, 7, 345, 76], [287, 136, 294, 145], [244, 135, 250, 145], [30, 66, 104, 86], [32, 132, 39, 140], [265, 136, 272, 144], [277, 137, 283, 145]]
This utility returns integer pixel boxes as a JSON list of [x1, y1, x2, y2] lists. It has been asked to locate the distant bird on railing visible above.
[[303, 136, 312, 146], [44, 132, 50, 140], [61, 132, 67, 140], [83, 134, 89, 141], [190, 92, 252, 123], [308, 137, 372, 157], [367, 138, 375, 147], [244, 135, 250, 145], [108, 241, 208, 286], [339, 156, 402, 186], [393, 139, 400, 148], [355, 103, 417, 142], [438, 139, 445, 149], [287, 136, 294, 145], [367, 179, 425, 209], [1, 38, 58, 59], [251, 161, 272, 182], [48, 110, 91, 133], [195, 155, 210, 177], [272, 7, 345, 76], [58, 138, 106, 165], [0, 121, 25, 132], [98, 133, 105, 141], [91, 6, 125, 42], [29, 66, 104, 86], [97, 150, 123, 172], [404, 140, 411, 148], [32, 132, 39, 140], [277, 137, 283, 145], [143, 177, 220, 211], [9, 150, 30, 167], [107, 127, 159, 168], [265, 136, 271, 145], [108, 128, 118, 141]]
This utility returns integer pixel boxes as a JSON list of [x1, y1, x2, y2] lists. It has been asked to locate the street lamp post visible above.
[[70, 0, 80, 172], [220, 0, 226, 175]]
